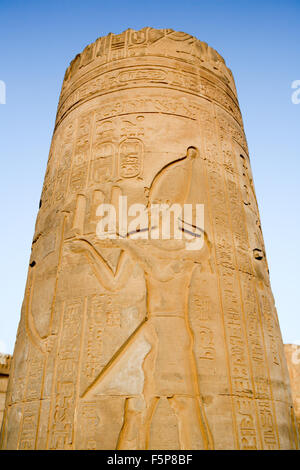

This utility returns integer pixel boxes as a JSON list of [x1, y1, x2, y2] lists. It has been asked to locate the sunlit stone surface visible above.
[[284, 344, 300, 436], [1, 28, 299, 450], [0, 354, 11, 431]]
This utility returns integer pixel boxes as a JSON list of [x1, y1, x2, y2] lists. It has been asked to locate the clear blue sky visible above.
[[0, 0, 299, 354]]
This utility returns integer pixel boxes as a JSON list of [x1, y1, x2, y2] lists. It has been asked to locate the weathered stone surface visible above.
[[284, 344, 300, 435], [0, 28, 299, 450], [0, 354, 11, 431]]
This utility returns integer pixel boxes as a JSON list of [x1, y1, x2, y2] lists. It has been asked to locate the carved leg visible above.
[[169, 395, 212, 450], [117, 396, 158, 450]]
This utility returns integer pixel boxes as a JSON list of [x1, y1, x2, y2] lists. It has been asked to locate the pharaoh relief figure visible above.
[[1, 28, 299, 450], [67, 145, 213, 449]]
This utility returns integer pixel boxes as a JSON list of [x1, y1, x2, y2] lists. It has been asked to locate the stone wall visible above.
[[0, 354, 11, 431], [284, 344, 300, 435]]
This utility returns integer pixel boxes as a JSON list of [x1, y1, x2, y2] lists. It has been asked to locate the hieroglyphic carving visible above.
[[78, 402, 100, 450], [2, 29, 298, 451], [216, 107, 283, 449], [90, 142, 115, 183], [68, 114, 91, 194], [260, 293, 280, 366], [82, 295, 105, 384], [48, 299, 83, 449], [61, 28, 237, 103], [200, 106, 262, 449], [94, 95, 201, 121], [189, 283, 217, 362], [56, 64, 241, 129], [53, 123, 75, 204], [18, 402, 40, 450], [90, 118, 145, 184], [40, 132, 63, 211], [119, 138, 143, 179]]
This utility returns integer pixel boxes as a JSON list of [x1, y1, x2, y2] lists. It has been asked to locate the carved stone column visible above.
[[285, 344, 300, 436], [1, 28, 298, 450]]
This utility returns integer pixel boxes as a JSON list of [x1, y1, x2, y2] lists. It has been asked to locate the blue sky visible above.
[[0, 0, 299, 353]]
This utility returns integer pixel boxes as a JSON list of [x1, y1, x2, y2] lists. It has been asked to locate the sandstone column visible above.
[[0, 355, 11, 431], [1, 28, 299, 450], [285, 344, 300, 435]]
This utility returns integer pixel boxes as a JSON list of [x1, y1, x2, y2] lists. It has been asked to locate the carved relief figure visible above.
[[2, 29, 297, 451], [67, 147, 213, 449]]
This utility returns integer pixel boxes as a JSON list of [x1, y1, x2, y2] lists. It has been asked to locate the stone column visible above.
[[0, 354, 11, 431], [1, 28, 298, 450], [284, 344, 300, 436]]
